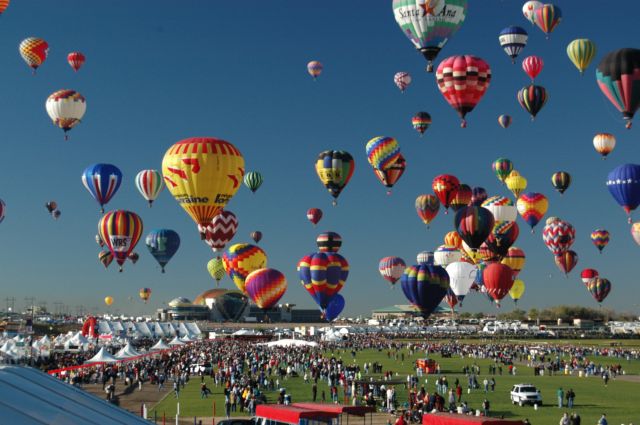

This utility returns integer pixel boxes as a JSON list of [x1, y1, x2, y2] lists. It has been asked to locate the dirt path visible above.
[[81, 381, 171, 415]]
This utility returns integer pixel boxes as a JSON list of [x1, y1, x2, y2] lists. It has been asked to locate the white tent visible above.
[[114, 342, 141, 359], [150, 339, 170, 351], [0, 365, 150, 424], [0, 340, 16, 353], [85, 347, 118, 364], [168, 336, 185, 346], [180, 335, 193, 343], [258, 338, 318, 348]]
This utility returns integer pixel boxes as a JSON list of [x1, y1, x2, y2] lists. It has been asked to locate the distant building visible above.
[[371, 304, 448, 320]]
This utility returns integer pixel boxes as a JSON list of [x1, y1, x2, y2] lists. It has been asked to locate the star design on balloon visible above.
[[420, 0, 437, 16]]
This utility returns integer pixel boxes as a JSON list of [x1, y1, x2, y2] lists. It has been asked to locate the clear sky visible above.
[[0, 1, 639, 317]]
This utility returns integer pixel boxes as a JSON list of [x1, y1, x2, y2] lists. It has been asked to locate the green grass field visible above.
[[150, 345, 640, 424]]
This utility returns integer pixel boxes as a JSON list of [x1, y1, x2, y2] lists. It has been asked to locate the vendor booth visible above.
[[292, 403, 375, 425], [256, 405, 339, 425], [422, 413, 525, 425]]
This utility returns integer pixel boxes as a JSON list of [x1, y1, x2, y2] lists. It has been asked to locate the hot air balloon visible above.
[[207, 257, 226, 286], [444, 231, 463, 250], [417, 251, 434, 266], [588, 277, 611, 303], [551, 171, 571, 195], [555, 250, 578, 276], [394, 72, 412, 92], [606, 164, 640, 222], [481, 196, 517, 222], [593, 133, 616, 159], [566, 39, 596, 75], [67, 52, 85, 72], [522, 1, 542, 25], [379, 256, 406, 286], [444, 288, 458, 312], [45, 201, 57, 214], [307, 208, 322, 226], [470, 187, 488, 206], [580, 268, 599, 286], [245, 268, 287, 310], [596, 49, 640, 129], [244, 171, 263, 193], [298, 252, 348, 309], [415, 194, 440, 227], [393, 0, 468, 72], [461, 241, 498, 265], [412, 112, 432, 135], [534, 4, 562, 38], [315, 150, 354, 206], [499, 26, 528, 63], [81, 164, 122, 213], [45, 90, 86, 140], [522, 55, 543, 82], [0, 0, 10, 15], [432, 174, 460, 212], [542, 219, 575, 256], [434, 245, 462, 268], [366, 136, 401, 173], [486, 221, 520, 258], [509, 279, 525, 304], [251, 231, 262, 244], [139, 288, 152, 303], [516, 192, 548, 231], [99, 251, 113, 269], [501, 247, 525, 277], [223, 243, 267, 294], [482, 262, 515, 303], [450, 184, 472, 212], [446, 261, 477, 305], [307, 61, 323, 80], [400, 263, 449, 318], [204, 210, 238, 252], [632, 222, 640, 246], [372, 154, 406, 194], [162, 137, 245, 238], [52, 210, 61, 220], [135, 170, 164, 207], [454, 206, 495, 250], [98, 210, 143, 272], [435, 55, 491, 127], [518, 85, 548, 120], [590, 229, 610, 253], [498, 115, 512, 129], [19, 37, 48, 72], [505, 171, 528, 198], [324, 294, 345, 321], [145, 229, 180, 273], [492, 158, 514, 184], [128, 252, 139, 264], [104, 296, 113, 306], [317, 232, 342, 253]]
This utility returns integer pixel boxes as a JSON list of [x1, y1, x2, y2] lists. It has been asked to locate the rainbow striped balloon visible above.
[[365, 136, 401, 171], [98, 210, 144, 272], [245, 268, 287, 310], [516, 192, 548, 231], [590, 229, 610, 253], [223, 243, 267, 294]]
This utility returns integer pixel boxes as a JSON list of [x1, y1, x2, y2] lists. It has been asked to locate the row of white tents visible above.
[[97, 320, 201, 339]]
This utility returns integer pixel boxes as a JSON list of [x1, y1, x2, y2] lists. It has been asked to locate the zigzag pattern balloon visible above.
[[205, 210, 238, 252]]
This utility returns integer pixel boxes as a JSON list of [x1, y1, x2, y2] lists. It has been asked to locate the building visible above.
[[194, 289, 249, 321], [161, 297, 210, 321], [371, 304, 448, 320], [246, 305, 323, 323]]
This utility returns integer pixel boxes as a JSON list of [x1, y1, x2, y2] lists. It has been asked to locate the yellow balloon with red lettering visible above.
[[162, 138, 245, 237]]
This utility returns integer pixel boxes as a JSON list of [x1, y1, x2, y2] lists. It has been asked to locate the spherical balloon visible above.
[[499, 26, 528, 63], [606, 164, 640, 221], [567, 39, 596, 75], [145, 229, 180, 273], [223, 243, 267, 294], [307, 61, 323, 79], [501, 247, 526, 278], [593, 133, 616, 158], [298, 252, 348, 309], [522, 55, 543, 81], [315, 150, 354, 205], [596, 48, 640, 128], [533, 4, 562, 38], [394, 72, 412, 93], [415, 194, 440, 227], [205, 210, 238, 252], [306, 208, 323, 226], [207, 257, 226, 286], [67, 52, 85, 71], [516, 192, 548, 231], [551, 171, 571, 195], [482, 263, 515, 303], [498, 115, 512, 129], [590, 229, 609, 253], [245, 268, 287, 310], [98, 210, 143, 272], [518, 85, 548, 120], [378, 256, 406, 285], [432, 174, 460, 212], [316, 232, 342, 253], [135, 170, 164, 207], [243, 171, 263, 193], [454, 206, 495, 250]]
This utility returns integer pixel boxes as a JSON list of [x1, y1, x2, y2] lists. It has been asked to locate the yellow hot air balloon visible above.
[[567, 39, 596, 75], [162, 138, 245, 237], [104, 296, 113, 306], [444, 231, 462, 250], [509, 279, 525, 303], [207, 257, 226, 286], [222, 243, 267, 294], [505, 170, 527, 199]]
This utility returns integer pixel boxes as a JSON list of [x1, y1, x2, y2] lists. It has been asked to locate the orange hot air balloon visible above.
[[19, 37, 48, 72], [0, 0, 10, 15], [162, 138, 245, 238], [139, 288, 152, 303], [444, 231, 462, 250]]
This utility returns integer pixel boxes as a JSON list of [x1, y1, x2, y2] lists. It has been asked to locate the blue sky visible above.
[[0, 1, 639, 317]]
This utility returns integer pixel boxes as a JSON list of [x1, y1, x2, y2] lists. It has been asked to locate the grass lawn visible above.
[[150, 347, 640, 424]]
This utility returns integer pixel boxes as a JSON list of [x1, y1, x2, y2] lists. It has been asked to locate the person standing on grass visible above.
[[557, 387, 564, 408], [597, 413, 608, 425], [456, 384, 462, 402], [559, 412, 570, 425], [566, 388, 575, 408], [483, 378, 489, 393], [569, 412, 580, 425], [173, 381, 179, 399], [312, 382, 317, 401], [482, 399, 490, 417], [489, 377, 495, 392]]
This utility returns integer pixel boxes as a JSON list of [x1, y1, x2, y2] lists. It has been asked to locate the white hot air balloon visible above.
[[434, 245, 462, 268], [481, 196, 517, 222], [45, 89, 86, 140], [446, 261, 478, 305]]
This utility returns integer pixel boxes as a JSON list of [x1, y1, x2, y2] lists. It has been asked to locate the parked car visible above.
[[510, 384, 542, 406]]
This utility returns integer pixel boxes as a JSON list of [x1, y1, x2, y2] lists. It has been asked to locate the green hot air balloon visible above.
[[243, 171, 263, 193]]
